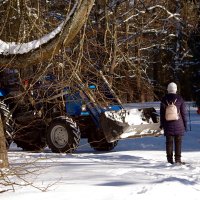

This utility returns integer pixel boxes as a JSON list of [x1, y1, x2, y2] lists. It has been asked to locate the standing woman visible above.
[[160, 82, 187, 165]]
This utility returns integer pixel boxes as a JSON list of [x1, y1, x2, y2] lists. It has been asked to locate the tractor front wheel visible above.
[[88, 129, 118, 151], [46, 117, 81, 153]]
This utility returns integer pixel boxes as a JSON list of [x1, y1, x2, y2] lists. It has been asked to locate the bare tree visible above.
[[81, 0, 199, 101], [0, 114, 9, 168], [0, 0, 95, 168]]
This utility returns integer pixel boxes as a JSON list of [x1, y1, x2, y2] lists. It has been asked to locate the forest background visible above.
[[0, 0, 200, 103]]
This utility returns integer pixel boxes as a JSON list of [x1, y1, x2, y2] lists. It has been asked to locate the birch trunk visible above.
[[0, 114, 9, 168]]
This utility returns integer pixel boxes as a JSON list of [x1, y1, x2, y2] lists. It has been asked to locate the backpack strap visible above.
[[166, 98, 177, 105]]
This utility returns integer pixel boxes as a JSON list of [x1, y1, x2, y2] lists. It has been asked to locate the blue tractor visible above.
[[0, 69, 161, 153]]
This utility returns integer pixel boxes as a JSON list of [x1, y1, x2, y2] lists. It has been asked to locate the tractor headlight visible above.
[[81, 104, 90, 116], [81, 104, 87, 112]]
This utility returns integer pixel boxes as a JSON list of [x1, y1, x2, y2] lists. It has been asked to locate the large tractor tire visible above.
[[46, 117, 81, 153], [88, 129, 118, 151], [13, 119, 47, 152], [0, 101, 14, 148]]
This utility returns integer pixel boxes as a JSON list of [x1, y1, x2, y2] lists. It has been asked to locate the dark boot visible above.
[[175, 161, 185, 165], [167, 158, 174, 164], [166, 136, 174, 164]]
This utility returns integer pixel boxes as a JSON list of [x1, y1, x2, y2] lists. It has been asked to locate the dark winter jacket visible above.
[[160, 93, 187, 136]]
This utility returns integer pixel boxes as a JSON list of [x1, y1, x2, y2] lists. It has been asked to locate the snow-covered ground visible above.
[[1, 102, 200, 200]]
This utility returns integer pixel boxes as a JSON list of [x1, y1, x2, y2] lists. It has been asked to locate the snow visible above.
[[1, 102, 200, 200], [104, 108, 147, 125]]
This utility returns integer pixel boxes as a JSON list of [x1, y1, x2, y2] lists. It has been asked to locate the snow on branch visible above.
[[0, 0, 8, 5], [0, 1, 78, 55], [147, 5, 181, 21], [124, 4, 181, 23], [0, 23, 64, 55]]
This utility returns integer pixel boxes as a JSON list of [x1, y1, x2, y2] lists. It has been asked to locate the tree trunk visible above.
[[174, 0, 182, 80], [0, 114, 9, 168]]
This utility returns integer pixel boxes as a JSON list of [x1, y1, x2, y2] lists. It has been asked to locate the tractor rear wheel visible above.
[[46, 117, 81, 153], [13, 119, 47, 151], [88, 129, 118, 151]]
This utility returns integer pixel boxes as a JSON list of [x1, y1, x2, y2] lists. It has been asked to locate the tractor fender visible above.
[[48, 116, 75, 124]]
